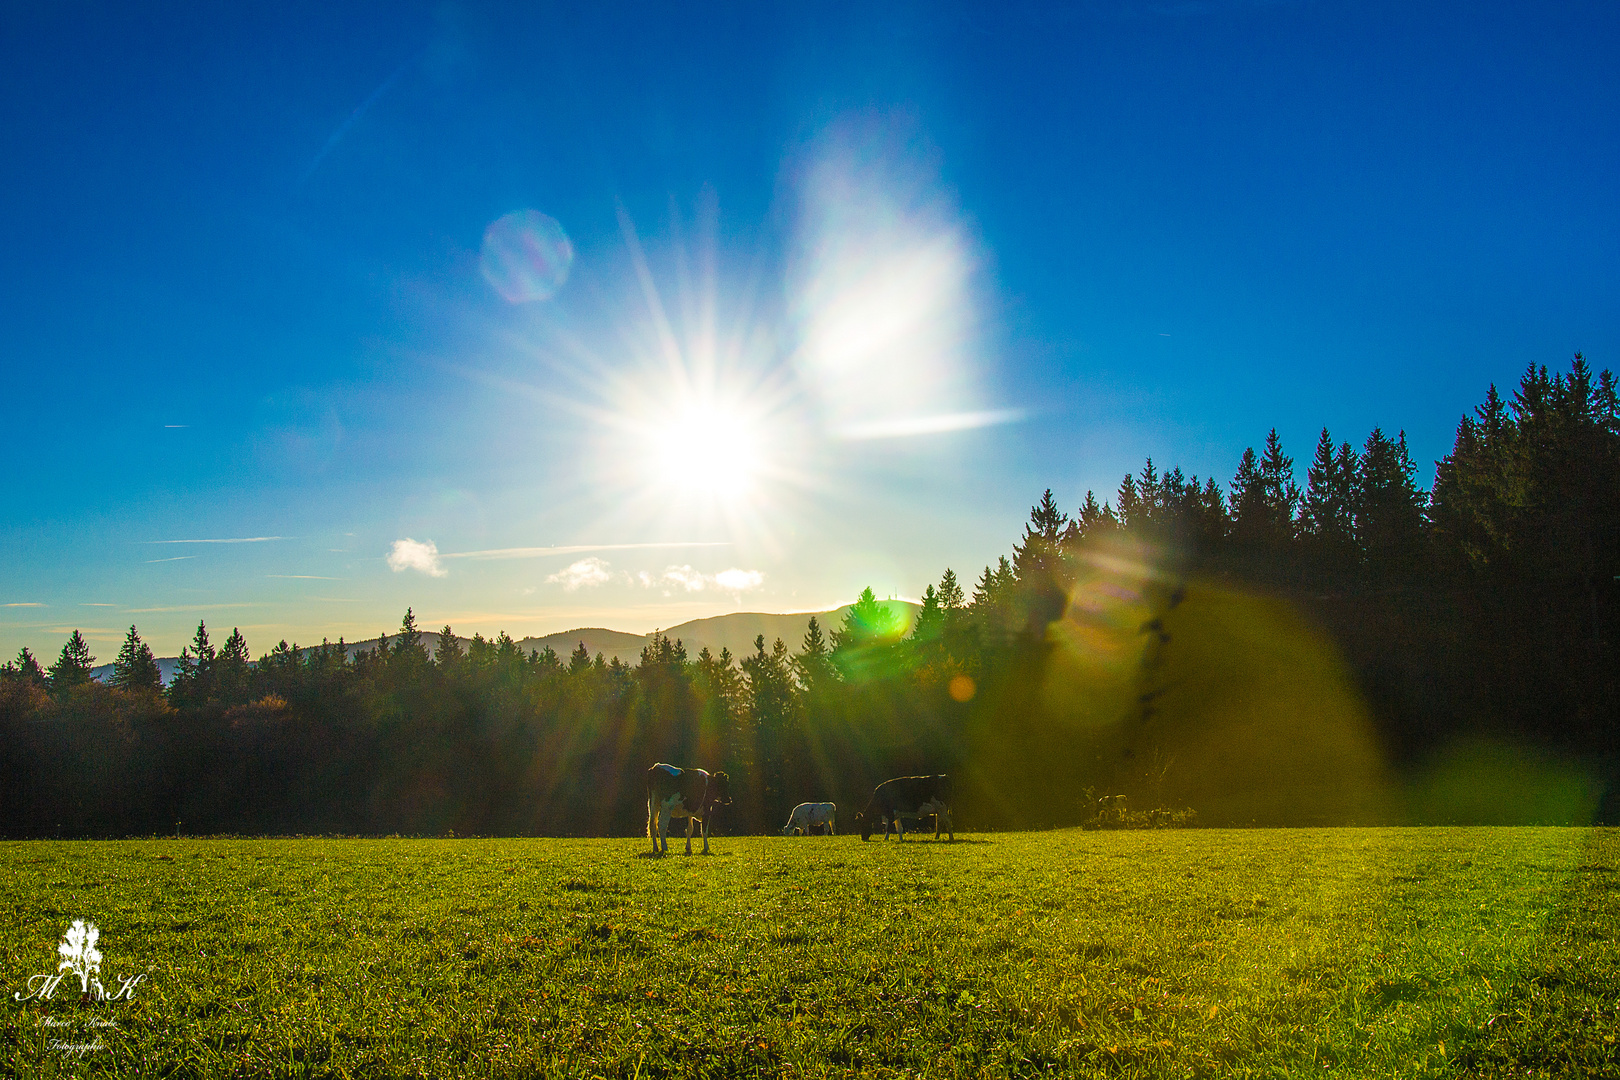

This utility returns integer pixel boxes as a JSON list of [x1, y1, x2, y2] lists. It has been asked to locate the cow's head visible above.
[[705, 771, 732, 810]]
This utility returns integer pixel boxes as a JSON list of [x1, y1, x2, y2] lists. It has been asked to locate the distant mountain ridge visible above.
[[87, 601, 919, 684]]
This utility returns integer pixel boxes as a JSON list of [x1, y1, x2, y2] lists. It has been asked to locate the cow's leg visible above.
[[896, 815, 906, 841], [700, 816, 711, 855], [658, 808, 672, 854], [943, 810, 954, 841], [648, 795, 658, 854], [828, 815, 836, 836], [684, 815, 695, 855], [934, 811, 941, 839]]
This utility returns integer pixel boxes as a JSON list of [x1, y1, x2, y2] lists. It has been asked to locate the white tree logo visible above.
[[13, 918, 143, 1003], [57, 920, 104, 997]]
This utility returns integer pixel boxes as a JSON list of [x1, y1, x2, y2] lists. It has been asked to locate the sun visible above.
[[648, 402, 763, 501]]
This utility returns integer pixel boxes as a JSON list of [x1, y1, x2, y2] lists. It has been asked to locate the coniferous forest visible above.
[[3, 357, 1616, 836]]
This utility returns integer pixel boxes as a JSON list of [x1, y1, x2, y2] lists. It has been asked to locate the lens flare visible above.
[[480, 209, 574, 303]]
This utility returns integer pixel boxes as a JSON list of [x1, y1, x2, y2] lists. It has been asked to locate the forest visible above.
[[2, 356, 1616, 836]]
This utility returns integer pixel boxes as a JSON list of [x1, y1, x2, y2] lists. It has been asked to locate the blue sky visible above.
[[4, 1, 1618, 661]]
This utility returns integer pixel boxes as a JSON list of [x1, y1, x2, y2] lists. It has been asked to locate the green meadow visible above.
[[2, 828, 1616, 1078]]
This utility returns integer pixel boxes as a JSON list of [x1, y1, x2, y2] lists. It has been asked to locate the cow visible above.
[[781, 802, 837, 836], [646, 763, 732, 855], [856, 775, 953, 841]]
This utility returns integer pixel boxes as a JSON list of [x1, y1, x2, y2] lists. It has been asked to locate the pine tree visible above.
[[911, 584, 943, 642], [10, 647, 47, 688], [48, 630, 96, 693], [110, 625, 163, 693], [434, 625, 464, 668], [938, 568, 965, 612], [1356, 427, 1427, 569], [568, 641, 592, 675], [1301, 428, 1358, 570], [795, 615, 837, 688], [832, 587, 900, 651], [169, 620, 216, 708], [214, 628, 251, 704], [394, 608, 427, 665], [1231, 430, 1300, 554]]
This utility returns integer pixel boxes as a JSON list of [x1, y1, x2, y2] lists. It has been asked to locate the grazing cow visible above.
[[646, 763, 732, 855], [781, 802, 837, 836], [857, 775, 953, 841]]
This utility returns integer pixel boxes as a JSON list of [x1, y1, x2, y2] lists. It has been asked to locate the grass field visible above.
[[2, 828, 1616, 1078]]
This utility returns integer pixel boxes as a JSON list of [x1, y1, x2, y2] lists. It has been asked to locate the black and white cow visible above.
[[781, 801, 837, 836], [646, 763, 732, 855], [856, 774, 953, 841]]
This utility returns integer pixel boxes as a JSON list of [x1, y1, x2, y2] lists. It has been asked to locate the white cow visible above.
[[781, 801, 837, 836]]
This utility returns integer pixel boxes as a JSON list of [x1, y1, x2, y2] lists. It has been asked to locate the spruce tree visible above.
[[48, 630, 96, 693], [434, 625, 464, 668], [1356, 427, 1427, 570], [1301, 428, 1358, 570], [10, 647, 47, 688], [214, 628, 251, 704], [110, 625, 163, 693], [568, 641, 592, 675], [911, 584, 943, 642], [169, 620, 216, 708]]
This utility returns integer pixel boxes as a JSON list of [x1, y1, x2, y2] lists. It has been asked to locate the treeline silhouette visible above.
[[2, 356, 1615, 835]]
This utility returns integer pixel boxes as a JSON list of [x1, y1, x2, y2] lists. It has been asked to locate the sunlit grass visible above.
[[2, 828, 1615, 1077]]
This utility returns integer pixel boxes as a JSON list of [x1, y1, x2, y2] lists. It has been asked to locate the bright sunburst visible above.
[[647, 401, 763, 502]]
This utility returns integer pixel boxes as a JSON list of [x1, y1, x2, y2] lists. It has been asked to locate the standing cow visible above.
[[856, 775, 954, 841], [780, 802, 837, 836], [646, 763, 732, 855]]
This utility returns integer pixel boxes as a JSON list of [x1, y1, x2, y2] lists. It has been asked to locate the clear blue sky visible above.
[[4, 1, 1617, 661]]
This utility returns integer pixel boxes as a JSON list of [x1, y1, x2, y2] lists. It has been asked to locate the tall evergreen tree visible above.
[[214, 628, 251, 704], [1301, 428, 1359, 569], [434, 625, 464, 668], [48, 630, 96, 693], [110, 625, 162, 693], [568, 641, 592, 675], [169, 620, 216, 707], [795, 615, 837, 689], [1356, 428, 1427, 569], [1231, 429, 1300, 553], [9, 646, 47, 688]]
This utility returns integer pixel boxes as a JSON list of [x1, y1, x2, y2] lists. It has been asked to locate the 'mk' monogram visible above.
[[13, 920, 146, 1003]]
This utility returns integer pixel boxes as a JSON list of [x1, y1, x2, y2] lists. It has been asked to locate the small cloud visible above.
[[163, 424, 189, 428], [146, 556, 196, 563], [714, 568, 766, 593], [660, 565, 709, 592], [387, 538, 447, 577], [637, 566, 766, 594], [3, 602, 44, 608], [546, 557, 613, 591], [147, 536, 287, 544]]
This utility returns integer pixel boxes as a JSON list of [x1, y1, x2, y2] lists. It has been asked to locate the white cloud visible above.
[[714, 568, 766, 593], [387, 538, 447, 577], [637, 565, 766, 595], [659, 565, 709, 592], [546, 557, 613, 591], [148, 536, 287, 544]]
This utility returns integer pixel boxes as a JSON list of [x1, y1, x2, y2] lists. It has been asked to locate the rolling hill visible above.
[[88, 600, 920, 683]]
